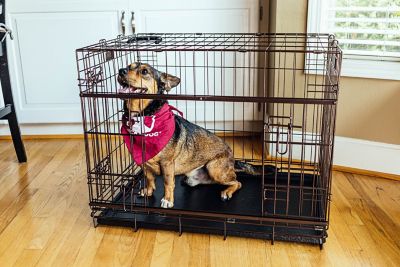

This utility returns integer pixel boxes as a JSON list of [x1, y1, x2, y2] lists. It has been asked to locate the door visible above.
[[6, 0, 128, 123], [132, 0, 259, 33]]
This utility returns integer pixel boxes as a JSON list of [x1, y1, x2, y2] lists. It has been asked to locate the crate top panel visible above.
[[76, 33, 341, 54]]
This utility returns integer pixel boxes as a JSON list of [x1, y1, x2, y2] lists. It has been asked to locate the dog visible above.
[[118, 62, 244, 209]]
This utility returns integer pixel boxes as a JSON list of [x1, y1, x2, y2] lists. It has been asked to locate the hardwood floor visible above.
[[0, 139, 399, 267]]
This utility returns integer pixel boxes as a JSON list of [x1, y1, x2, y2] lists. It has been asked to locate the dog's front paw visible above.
[[160, 198, 174, 208]]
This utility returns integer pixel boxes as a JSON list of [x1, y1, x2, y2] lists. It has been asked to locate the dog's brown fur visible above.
[[118, 63, 241, 208]]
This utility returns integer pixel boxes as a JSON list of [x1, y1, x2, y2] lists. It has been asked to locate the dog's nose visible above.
[[119, 68, 128, 76]]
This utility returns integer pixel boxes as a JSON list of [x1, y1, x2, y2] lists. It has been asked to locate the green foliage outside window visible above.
[[334, 0, 400, 54]]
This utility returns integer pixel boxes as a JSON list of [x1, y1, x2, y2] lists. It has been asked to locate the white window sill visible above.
[[340, 58, 400, 81]]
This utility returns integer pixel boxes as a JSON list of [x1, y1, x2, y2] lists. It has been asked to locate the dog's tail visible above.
[[234, 161, 260, 175], [234, 161, 277, 176]]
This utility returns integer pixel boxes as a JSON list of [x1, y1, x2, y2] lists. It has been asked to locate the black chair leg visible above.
[[0, 2, 27, 163], [7, 111, 27, 163]]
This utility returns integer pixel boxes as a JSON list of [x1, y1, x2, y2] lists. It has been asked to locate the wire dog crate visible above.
[[76, 33, 342, 247]]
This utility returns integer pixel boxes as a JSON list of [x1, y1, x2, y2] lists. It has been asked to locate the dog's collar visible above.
[[123, 103, 182, 124]]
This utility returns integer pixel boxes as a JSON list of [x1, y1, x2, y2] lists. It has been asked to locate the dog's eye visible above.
[[141, 69, 148, 75]]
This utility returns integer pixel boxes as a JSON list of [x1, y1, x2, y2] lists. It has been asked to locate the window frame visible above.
[[307, 0, 400, 81]]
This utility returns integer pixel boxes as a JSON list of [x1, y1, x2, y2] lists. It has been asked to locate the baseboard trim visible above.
[[0, 134, 84, 140], [332, 165, 400, 181], [333, 136, 400, 177]]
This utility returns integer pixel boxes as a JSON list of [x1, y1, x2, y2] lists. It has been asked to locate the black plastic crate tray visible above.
[[95, 169, 327, 245]]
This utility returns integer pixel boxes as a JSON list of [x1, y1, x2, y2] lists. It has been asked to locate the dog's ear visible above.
[[160, 73, 180, 91]]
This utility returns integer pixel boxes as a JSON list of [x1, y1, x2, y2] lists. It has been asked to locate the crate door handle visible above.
[[121, 11, 126, 36], [131, 12, 136, 34], [276, 125, 291, 155]]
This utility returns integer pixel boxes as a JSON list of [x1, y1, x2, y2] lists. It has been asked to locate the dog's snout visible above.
[[119, 68, 128, 76]]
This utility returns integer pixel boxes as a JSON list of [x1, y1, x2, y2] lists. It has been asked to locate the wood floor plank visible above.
[[149, 230, 175, 267], [243, 239, 268, 267], [50, 209, 93, 267], [266, 242, 291, 267], [210, 235, 256, 267], [130, 229, 157, 267], [322, 225, 356, 267], [0, 139, 65, 209], [72, 226, 107, 267], [0, 187, 38, 235], [0, 141, 40, 197], [169, 232, 191, 267], [32, 205, 88, 267], [184, 233, 211, 267], [344, 173, 400, 251], [354, 174, 400, 221], [0, 141, 66, 263], [0, 140, 19, 162], [0, 139, 398, 267]]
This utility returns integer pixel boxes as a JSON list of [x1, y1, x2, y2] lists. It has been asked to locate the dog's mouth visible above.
[[118, 82, 148, 94]]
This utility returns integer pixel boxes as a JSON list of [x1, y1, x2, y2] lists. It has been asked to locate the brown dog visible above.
[[118, 62, 242, 208]]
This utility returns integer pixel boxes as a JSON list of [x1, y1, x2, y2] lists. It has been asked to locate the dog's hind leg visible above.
[[206, 157, 242, 201]]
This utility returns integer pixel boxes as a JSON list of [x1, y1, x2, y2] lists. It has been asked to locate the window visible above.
[[308, 0, 400, 80]]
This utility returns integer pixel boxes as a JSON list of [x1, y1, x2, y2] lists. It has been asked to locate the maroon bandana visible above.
[[121, 104, 183, 165]]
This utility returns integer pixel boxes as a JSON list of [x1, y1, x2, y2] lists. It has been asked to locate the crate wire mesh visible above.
[[76, 33, 342, 245]]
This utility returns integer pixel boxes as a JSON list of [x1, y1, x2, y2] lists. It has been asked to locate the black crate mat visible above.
[[126, 173, 263, 216], [96, 170, 326, 245], [109, 169, 324, 218]]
